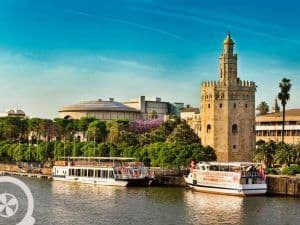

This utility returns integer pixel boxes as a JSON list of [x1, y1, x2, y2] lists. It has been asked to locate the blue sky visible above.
[[0, 0, 299, 118]]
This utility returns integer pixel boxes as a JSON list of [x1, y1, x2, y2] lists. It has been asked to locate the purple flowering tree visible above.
[[129, 119, 163, 134]]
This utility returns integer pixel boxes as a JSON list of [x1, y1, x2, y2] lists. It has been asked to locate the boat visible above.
[[52, 157, 154, 187], [184, 161, 267, 196]]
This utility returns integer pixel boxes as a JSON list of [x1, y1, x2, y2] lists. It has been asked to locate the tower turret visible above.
[[219, 34, 237, 86]]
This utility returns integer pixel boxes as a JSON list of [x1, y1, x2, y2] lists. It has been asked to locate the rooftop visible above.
[[59, 99, 140, 113], [181, 107, 200, 113], [256, 109, 300, 121]]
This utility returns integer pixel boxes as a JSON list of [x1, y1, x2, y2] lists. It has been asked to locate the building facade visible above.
[[123, 96, 183, 120], [256, 109, 300, 144], [180, 108, 201, 136], [199, 34, 256, 162]]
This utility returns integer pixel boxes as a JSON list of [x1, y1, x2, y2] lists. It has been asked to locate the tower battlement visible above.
[[201, 80, 255, 88]]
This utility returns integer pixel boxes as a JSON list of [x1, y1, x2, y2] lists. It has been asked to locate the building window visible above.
[[245, 104, 248, 108], [232, 124, 238, 134], [207, 124, 211, 133], [208, 104, 210, 108], [219, 103, 222, 108], [233, 145, 236, 149], [233, 103, 236, 108]]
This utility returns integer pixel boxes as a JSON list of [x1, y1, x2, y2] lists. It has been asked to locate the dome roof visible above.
[[6, 109, 25, 115], [223, 34, 234, 44], [59, 99, 140, 113]]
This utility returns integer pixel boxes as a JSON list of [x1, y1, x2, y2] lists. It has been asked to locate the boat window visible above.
[[95, 170, 101, 178], [76, 169, 80, 176], [102, 170, 108, 178], [220, 166, 229, 171], [201, 166, 206, 170], [88, 169, 94, 177], [82, 169, 87, 177], [109, 171, 114, 178], [231, 166, 241, 173], [209, 165, 219, 171]]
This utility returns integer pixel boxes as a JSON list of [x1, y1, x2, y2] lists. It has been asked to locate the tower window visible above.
[[233, 145, 236, 150], [245, 104, 248, 108], [208, 104, 210, 108], [232, 124, 238, 134], [207, 124, 211, 133], [233, 103, 236, 108], [219, 103, 222, 108]]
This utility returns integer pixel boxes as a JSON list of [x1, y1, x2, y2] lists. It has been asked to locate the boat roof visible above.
[[58, 157, 136, 161], [197, 162, 262, 167]]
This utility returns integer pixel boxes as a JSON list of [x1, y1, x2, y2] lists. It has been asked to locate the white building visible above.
[[123, 96, 183, 120]]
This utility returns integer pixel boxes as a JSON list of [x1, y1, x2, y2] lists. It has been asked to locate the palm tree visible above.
[[278, 78, 292, 142], [253, 140, 276, 168]]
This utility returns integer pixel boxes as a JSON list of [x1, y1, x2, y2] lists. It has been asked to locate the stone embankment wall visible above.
[[266, 175, 300, 197], [0, 163, 52, 175]]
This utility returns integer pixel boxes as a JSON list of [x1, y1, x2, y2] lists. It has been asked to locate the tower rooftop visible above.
[[223, 34, 234, 44]]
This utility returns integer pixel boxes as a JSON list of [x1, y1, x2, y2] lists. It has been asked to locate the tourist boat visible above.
[[184, 162, 267, 196], [52, 157, 154, 187]]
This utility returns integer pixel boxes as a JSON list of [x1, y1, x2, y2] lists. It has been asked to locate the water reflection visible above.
[[2, 178, 298, 225], [183, 190, 244, 225]]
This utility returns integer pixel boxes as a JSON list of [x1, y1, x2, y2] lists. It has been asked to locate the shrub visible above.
[[265, 167, 280, 175], [282, 165, 300, 176]]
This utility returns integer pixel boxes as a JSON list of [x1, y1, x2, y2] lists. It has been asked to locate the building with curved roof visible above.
[[59, 98, 141, 121], [0, 109, 26, 118]]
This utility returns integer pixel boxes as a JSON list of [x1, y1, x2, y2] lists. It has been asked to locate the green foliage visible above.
[[282, 165, 300, 175], [265, 168, 280, 175], [0, 117, 218, 168], [254, 140, 300, 167], [167, 122, 200, 145], [253, 140, 276, 167], [87, 120, 108, 142], [139, 142, 216, 168], [256, 101, 269, 115], [98, 142, 113, 157]]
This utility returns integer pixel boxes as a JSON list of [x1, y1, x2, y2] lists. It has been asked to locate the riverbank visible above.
[[0, 163, 299, 197]]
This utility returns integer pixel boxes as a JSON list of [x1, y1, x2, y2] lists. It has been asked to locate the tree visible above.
[[256, 101, 269, 115], [253, 140, 276, 167], [78, 117, 97, 140], [28, 118, 43, 141], [167, 122, 200, 145], [275, 143, 300, 166], [87, 120, 107, 143], [107, 119, 129, 145], [39, 119, 57, 142], [278, 78, 292, 142], [129, 119, 162, 134]]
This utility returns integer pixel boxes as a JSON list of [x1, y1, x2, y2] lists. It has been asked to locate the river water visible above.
[[0, 177, 299, 225]]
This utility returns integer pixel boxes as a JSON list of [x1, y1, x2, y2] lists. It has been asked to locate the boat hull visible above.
[[184, 177, 267, 196], [53, 175, 129, 187], [187, 184, 267, 196], [122, 177, 154, 187]]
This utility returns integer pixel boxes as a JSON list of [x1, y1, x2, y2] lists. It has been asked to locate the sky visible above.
[[0, 0, 299, 118]]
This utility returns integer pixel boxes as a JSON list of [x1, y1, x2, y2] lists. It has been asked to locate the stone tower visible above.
[[200, 34, 256, 162]]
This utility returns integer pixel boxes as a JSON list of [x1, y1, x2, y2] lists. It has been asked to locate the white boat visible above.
[[53, 157, 154, 187], [184, 162, 267, 196]]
